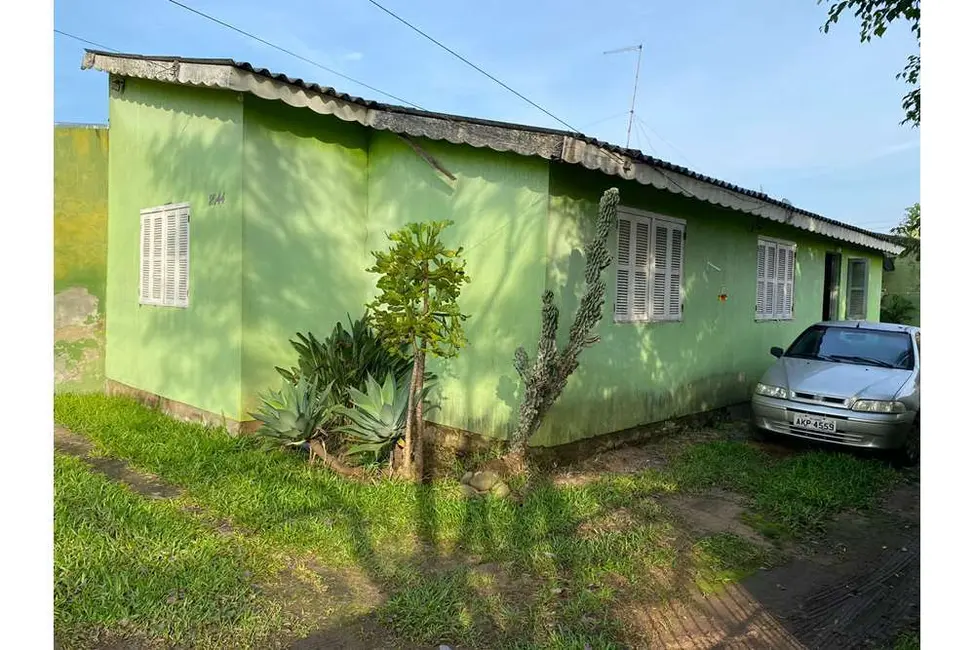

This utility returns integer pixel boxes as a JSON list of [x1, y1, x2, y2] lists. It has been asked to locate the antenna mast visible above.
[[603, 43, 643, 148]]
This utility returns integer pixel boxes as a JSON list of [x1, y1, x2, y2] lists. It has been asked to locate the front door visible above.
[[822, 252, 841, 320]]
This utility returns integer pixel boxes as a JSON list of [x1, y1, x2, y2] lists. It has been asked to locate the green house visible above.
[[82, 51, 903, 446]]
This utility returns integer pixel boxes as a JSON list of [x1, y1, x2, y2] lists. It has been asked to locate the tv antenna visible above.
[[603, 43, 643, 148]]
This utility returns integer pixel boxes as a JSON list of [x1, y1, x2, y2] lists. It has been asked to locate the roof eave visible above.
[[81, 50, 902, 255]]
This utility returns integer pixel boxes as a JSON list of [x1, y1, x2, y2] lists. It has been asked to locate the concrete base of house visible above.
[[105, 379, 261, 436], [103, 379, 751, 463]]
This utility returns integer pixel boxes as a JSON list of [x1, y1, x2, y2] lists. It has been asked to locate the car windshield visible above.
[[785, 326, 915, 370]]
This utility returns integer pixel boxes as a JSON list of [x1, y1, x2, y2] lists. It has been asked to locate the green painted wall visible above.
[[365, 131, 549, 438], [240, 97, 372, 414], [54, 125, 109, 393], [536, 163, 883, 445], [105, 78, 245, 420], [102, 81, 885, 445]]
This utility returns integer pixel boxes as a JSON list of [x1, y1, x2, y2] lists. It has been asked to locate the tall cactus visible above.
[[510, 188, 620, 454]]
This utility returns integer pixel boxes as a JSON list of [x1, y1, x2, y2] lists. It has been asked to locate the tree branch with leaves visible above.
[[820, 0, 920, 127], [366, 220, 470, 481]]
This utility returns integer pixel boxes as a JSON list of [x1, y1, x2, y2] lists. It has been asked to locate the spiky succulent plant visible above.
[[337, 372, 435, 462], [251, 377, 340, 449]]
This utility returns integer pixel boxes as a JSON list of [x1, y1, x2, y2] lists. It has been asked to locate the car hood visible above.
[[763, 357, 912, 401]]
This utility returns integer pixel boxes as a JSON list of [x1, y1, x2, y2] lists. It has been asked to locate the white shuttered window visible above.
[[846, 258, 868, 320], [140, 203, 190, 308], [756, 237, 795, 320], [615, 209, 685, 323]]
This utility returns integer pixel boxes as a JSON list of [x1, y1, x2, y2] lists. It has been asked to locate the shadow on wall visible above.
[[365, 133, 549, 441], [500, 165, 832, 449], [54, 125, 109, 393], [131, 89, 373, 422]]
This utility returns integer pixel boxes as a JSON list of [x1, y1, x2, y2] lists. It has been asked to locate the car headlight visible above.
[[755, 383, 789, 399], [851, 400, 907, 414]]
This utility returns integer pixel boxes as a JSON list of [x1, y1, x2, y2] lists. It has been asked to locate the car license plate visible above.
[[793, 414, 837, 433]]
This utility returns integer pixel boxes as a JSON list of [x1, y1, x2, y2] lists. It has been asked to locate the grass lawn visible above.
[[55, 453, 288, 649], [54, 393, 903, 648]]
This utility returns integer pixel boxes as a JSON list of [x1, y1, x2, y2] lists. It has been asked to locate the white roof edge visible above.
[[82, 51, 904, 256]]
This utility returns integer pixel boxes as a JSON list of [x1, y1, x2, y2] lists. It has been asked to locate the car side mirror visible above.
[[770, 347, 784, 358]]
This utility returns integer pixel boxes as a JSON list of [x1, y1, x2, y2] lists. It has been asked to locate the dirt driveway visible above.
[[554, 424, 921, 649]]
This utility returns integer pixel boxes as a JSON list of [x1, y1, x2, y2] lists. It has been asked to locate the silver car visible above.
[[751, 321, 920, 462]]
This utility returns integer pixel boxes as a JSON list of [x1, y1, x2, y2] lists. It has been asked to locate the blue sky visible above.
[[54, 0, 919, 233]]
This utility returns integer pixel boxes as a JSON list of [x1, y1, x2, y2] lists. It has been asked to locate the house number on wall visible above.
[[208, 192, 226, 206]]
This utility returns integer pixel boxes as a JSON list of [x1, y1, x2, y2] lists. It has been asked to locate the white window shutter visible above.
[[615, 218, 633, 319], [140, 212, 152, 302], [774, 245, 787, 318], [150, 213, 164, 302], [666, 222, 684, 320], [176, 205, 190, 307], [163, 208, 178, 305], [138, 203, 190, 308], [847, 259, 868, 320], [650, 224, 669, 319], [783, 245, 795, 318], [756, 241, 767, 318], [633, 220, 650, 320]]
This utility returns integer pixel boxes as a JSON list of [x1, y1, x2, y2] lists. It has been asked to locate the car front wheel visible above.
[[900, 417, 920, 466]]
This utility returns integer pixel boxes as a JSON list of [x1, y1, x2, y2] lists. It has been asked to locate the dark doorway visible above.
[[822, 252, 841, 320]]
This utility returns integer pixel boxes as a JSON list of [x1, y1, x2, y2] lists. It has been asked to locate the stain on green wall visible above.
[[54, 125, 109, 393]]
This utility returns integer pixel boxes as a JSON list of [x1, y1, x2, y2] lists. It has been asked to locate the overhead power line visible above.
[[363, 0, 579, 133], [164, 0, 424, 109], [54, 29, 118, 52]]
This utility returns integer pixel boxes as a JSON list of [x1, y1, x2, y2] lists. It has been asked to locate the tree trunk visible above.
[[413, 348, 426, 481], [401, 350, 421, 480]]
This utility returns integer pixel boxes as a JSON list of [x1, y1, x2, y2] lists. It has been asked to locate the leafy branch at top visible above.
[[819, 0, 920, 127]]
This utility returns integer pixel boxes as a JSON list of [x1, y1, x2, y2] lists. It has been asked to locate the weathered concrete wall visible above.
[[54, 125, 109, 392]]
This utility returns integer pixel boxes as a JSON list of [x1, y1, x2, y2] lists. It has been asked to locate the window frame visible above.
[[613, 206, 686, 324], [139, 202, 191, 308], [755, 236, 796, 322]]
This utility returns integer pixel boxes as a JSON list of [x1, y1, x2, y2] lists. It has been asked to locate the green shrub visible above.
[[880, 294, 917, 325], [275, 314, 417, 405]]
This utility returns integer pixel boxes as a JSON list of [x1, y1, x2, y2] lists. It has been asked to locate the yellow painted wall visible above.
[[54, 125, 109, 392]]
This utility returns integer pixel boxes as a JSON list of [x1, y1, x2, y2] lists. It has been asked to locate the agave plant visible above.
[[337, 373, 436, 462], [251, 377, 341, 449], [275, 314, 425, 405]]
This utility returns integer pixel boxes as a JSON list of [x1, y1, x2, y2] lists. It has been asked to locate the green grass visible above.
[[891, 628, 920, 650], [53, 393, 902, 647], [669, 440, 900, 537], [54, 453, 286, 649]]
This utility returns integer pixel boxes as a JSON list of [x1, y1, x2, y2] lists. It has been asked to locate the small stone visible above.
[[491, 482, 511, 498], [438, 645, 454, 650], [470, 470, 500, 492], [901, 547, 907, 552], [551, 587, 564, 595], [460, 484, 479, 498], [460, 471, 473, 485]]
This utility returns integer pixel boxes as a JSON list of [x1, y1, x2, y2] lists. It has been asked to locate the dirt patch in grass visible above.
[[662, 489, 772, 550], [55, 425, 182, 500]]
